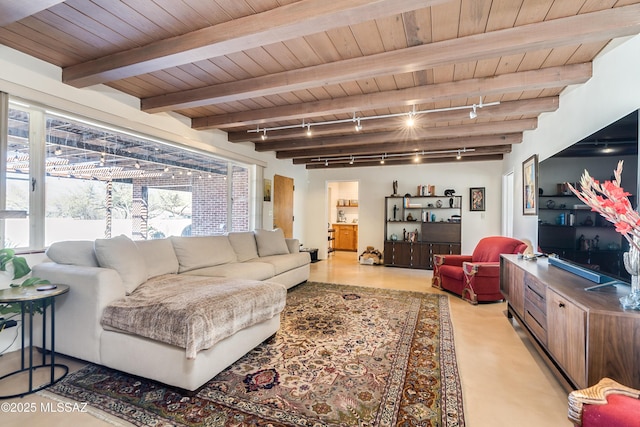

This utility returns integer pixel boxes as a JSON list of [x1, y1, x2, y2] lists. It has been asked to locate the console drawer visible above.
[[524, 272, 546, 298], [525, 304, 547, 345], [525, 286, 547, 314]]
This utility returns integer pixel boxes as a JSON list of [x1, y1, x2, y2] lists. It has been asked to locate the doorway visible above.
[[327, 181, 359, 253]]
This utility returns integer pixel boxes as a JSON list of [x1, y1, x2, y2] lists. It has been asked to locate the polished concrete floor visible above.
[[0, 251, 572, 426]]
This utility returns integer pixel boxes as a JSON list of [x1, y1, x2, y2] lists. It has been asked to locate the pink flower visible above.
[[568, 160, 640, 251]]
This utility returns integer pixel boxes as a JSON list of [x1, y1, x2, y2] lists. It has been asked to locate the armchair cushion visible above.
[[568, 377, 640, 427]]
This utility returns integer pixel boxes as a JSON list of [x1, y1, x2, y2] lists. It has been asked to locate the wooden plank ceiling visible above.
[[1, 0, 640, 168]]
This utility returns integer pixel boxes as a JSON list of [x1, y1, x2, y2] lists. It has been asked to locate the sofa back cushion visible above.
[[45, 240, 99, 267], [171, 236, 238, 273], [135, 238, 180, 279], [227, 231, 259, 262], [254, 228, 290, 257], [94, 235, 148, 295]]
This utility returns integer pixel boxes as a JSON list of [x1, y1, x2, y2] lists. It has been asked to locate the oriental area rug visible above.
[[43, 282, 465, 427]]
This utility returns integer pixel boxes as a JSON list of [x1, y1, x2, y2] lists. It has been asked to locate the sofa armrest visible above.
[[32, 262, 127, 364], [434, 254, 472, 268], [286, 238, 300, 253], [463, 261, 500, 277], [568, 378, 640, 426]]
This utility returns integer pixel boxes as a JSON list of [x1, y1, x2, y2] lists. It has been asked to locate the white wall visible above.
[[505, 34, 640, 249], [306, 159, 504, 258]]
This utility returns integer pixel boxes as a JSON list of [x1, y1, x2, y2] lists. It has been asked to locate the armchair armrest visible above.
[[463, 261, 500, 277], [568, 378, 640, 426], [434, 254, 472, 268]]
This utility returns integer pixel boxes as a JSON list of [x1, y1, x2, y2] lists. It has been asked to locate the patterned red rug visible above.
[[44, 282, 465, 426]]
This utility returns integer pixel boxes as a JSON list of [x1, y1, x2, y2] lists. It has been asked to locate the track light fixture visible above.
[[54, 146, 62, 156], [469, 105, 477, 119], [406, 106, 416, 127], [456, 150, 462, 160], [134, 161, 141, 169], [315, 148, 471, 167], [247, 97, 497, 137]]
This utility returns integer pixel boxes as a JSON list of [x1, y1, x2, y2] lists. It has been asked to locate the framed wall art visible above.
[[263, 179, 272, 202], [522, 154, 539, 215], [470, 187, 485, 211]]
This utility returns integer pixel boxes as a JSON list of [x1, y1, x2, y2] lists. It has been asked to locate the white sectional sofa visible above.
[[32, 229, 310, 391]]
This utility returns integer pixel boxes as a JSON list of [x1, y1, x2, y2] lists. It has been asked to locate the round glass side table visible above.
[[0, 284, 69, 399]]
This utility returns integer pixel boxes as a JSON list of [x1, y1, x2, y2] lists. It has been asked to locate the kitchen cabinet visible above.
[[333, 224, 358, 251]]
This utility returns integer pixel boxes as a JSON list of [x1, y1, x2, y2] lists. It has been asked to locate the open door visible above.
[[273, 174, 294, 238]]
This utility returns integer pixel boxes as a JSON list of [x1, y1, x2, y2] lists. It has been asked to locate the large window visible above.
[[3, 101, 251, 249]]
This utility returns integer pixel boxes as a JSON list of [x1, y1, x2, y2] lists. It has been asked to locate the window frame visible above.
[[2, 97, 253, 250]]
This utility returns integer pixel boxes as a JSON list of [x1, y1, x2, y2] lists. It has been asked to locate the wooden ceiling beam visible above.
[[62, 0, 447, 88], [304, 154, 504, 169], [292, 145, 512, 164], [194, 64, 583, 130], [278, 134, 522, 159], [146, 5, 640, 113], [230, 97, 557, 142], [0, 0, 65, 26], [256, 119, 536, 152]]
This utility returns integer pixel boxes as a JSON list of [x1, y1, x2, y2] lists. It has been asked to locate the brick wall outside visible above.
[[128, 165, 249, 239]]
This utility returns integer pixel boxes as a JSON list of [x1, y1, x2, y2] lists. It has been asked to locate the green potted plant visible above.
[[0, 249, 51, 329]]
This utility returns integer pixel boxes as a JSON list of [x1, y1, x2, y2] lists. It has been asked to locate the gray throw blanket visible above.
[[101, 274, 287, 359]]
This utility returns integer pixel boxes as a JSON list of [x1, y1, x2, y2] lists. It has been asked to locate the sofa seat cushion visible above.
[[185, 262, 275, 281], [101, 274, 286, 359], [439, 264, 466, 281], [253, 252, 311, 275]]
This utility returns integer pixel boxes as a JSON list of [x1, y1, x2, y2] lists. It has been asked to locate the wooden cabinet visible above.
[[500, 254, 640, 391], [333, 224, 357, 251], [546, 288, 586, 387], [384, 196, 461, 269]]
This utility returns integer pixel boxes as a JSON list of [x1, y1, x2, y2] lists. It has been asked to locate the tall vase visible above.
[[621, 237, 640, 310]]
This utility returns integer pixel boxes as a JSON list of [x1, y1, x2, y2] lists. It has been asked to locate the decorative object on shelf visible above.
[[623, 236, 640, 310], [470, 187, 485, 211], [546, 199, 556, 209], [523, 154, 538, 215], [436, 200, 443, 208], [568, 160, 640, 309], [406, 213, 414, 221], [449, 198, 454, 208], [392, 180, 398, 196], [393, 204, 398, 221], [444, 189, 455, 197]]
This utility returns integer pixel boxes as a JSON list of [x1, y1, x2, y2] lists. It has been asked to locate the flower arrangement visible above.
[[568, 160, 640, 251]]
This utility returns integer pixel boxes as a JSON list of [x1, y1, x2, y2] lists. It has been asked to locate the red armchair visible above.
[[568, 377, 640, 427], [432, 236, 527, 304]]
